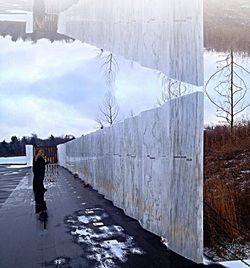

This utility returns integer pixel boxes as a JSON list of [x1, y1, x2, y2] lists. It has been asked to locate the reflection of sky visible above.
[[0, 37, 249, 141]]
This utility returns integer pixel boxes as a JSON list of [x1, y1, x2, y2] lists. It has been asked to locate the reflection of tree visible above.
[[205, 50, 250, 129], [204, 0, 250, 54], [97, 49, 119, 86], [0, 21, 26, 42], [0, 0, 75, 43], [157, 72, 192, 105], [0, 22, 74, 43], [205, 22, 250, 56]]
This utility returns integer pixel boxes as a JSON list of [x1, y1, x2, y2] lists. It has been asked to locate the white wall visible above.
[[57, 92, 204, 263], [57, 143, 66, 167], [25, 145, 34, 167], [0, 145, 33, 166], [52, 0, 204, 86]]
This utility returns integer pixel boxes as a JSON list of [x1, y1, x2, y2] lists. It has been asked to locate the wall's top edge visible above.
[[57, 92, 204, 146]]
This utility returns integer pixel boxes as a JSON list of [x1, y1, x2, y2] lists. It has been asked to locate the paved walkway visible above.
[[0, 165, 29, 206], [0, 165, 222, 268]]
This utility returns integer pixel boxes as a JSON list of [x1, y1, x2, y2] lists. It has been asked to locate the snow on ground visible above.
[[0, 156, 26, 165], [204, 256, 250, 267], [241, 170, 250, 174], [6, 165, 28, 169], [205, 242, 250, 264], [219, 260, 250, 268], [203, 256, 212, 265], [65, 207, 144, 267]]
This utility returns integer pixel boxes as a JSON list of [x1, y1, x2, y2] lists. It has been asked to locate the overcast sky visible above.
[[0, 37, 249, 142]]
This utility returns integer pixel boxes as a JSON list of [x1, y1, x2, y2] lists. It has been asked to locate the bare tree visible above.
[[97, 49, 119, 85], [205, 50, 250, 129], [95, 118, 104, 129], [96, 91, 119, 127], [157, 72, 192, 105]]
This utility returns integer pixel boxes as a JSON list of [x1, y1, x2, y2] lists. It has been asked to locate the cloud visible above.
[[0, 38, 108, 141], [0, 93, 95, 140], [0, 37, 99, 83]]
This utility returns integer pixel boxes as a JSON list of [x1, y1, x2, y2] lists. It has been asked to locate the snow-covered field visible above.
[[0, 156, 27, 165]]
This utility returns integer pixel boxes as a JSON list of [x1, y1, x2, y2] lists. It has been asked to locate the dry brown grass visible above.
[[204, 178, 240, 246], [205, 121, 250, 157], [204, 121, 250, 249]]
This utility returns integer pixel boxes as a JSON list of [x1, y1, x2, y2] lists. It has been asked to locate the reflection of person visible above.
[[33, 149, 48, 214]]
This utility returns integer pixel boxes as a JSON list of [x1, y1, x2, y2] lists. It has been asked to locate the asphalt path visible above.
[[0, 165, 224, 268], [0, 165, 30, 207]]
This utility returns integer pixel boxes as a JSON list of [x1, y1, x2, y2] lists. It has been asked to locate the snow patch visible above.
[[219, 259, 250, 268], [85, 210, 95, 214], [161, 237, 169, 248], [16, 176, 32, 190], [101, 240, 127, 262], [0, 156, 27, 165], [78, 215, 89, 224], [6, 165, 28, 169], [241, 170, 250, 174], [85, 208, 104, 212], [93, 222, 104, 226], [65, 207, 145, 266]]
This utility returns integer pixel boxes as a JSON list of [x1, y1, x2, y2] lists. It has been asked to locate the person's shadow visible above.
[[35, 190, 48, 229]]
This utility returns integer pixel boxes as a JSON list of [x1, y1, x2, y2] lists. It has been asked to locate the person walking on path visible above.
[[33, 148, 48, 214]]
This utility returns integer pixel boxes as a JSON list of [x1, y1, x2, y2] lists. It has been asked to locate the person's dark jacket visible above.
[[33, 156, 46, 194]]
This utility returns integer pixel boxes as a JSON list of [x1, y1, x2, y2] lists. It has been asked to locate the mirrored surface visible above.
[[0, 0, 249, 141], [0, 0, 204, 86]]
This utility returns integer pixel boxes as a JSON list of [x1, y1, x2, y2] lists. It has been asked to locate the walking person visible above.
[[33, 148, 48, 215]]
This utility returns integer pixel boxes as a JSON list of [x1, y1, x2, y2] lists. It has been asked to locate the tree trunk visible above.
[[230, 50, 234, 130]]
